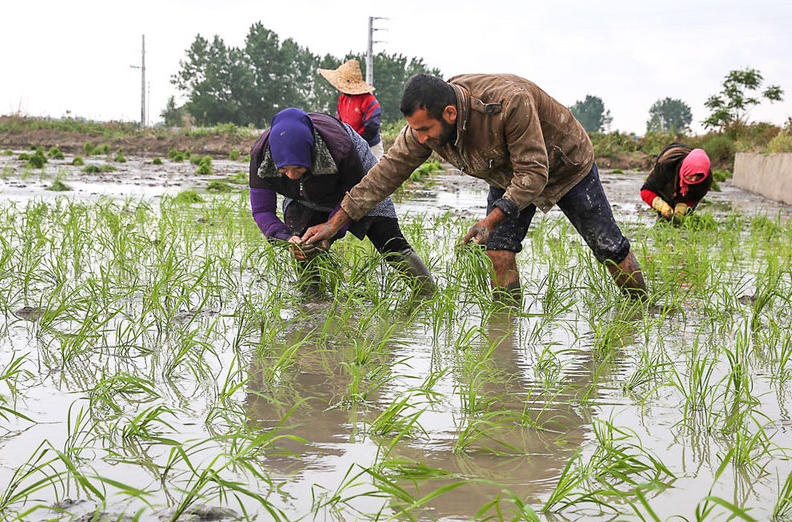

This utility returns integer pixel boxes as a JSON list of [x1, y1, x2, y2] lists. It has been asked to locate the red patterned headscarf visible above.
[[679, 148, 710, 197]]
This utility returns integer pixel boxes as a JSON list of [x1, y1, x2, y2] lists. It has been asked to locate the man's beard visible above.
[[434, 118, 456, 147]]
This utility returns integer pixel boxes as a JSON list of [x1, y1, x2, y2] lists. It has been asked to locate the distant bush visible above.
[[47, 146, 65, 160], [196, 156, 213, 175], [702, 135, 735, 165], [767, 130, 792, 153], [229, 149, 241, 161], [71, 156, 85, 166], [152, 157, 163, 165]]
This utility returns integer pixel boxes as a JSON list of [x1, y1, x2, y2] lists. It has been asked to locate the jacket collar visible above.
[[449, 83, 470, 151], [257, 129, 338, 178]]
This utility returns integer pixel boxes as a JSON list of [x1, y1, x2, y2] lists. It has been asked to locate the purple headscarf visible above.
[[269, 108, 315, 169]]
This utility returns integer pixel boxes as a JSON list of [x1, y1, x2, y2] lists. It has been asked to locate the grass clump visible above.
[[114, 153, 127, 163], [71, 156, 85, 166], [227, 171, 247, 184], [196, 155, 213, 175], [229, 149, 241, 161], [46, 179, 72, 191], [82, 164, 118, 173], [47, 146, 65, 160], [152, 157, 163, 165], [22, 150, 47, 168], [2, 150, 13, 156], [410, 160, 442, 182], [767, 129, 792, 153], [168, 149, 190, 162], [206, 180, 235, 192], [173, 189, 204, 204]]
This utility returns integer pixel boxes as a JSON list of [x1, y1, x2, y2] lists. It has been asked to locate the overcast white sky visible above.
[[2, 0, 790, 134]]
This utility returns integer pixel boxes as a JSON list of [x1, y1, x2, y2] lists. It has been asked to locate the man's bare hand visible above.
[[288, 235, 315, 260], [460, 207, 506, 246], [461, 221, 492, 245], [302, 208, 351, 245], [301, 223, 337, 245]]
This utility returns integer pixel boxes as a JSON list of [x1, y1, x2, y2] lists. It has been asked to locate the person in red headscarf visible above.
[[640, 143, 713, 222]]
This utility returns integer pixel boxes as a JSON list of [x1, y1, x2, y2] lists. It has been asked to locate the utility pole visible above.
[[140, 35, 146, 127], [130, 35, 146, 126], [366, 17, 387, 87]]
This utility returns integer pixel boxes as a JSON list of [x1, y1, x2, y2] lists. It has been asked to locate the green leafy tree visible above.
[[171, 23, 441, 128], [703, 67, 784, 131], [646, 97, 692, 133], [160, 96, 189, 126], [569, 95, 613, 133]]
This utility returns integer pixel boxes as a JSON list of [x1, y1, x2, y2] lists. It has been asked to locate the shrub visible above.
[[47, 146, 65, 160], [114, 153, 127, 163], [71, 156, 85, 166], [196, 156, 213, 175], [152, 157, 163, 165], [702, 135, 735, 165], [94, 144, 110, 155], [83, 142, 95, 156], [229, 149, 241, 161], [767, 130, 792, 153]]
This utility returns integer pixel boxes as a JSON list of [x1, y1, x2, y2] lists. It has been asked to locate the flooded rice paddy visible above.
[[1, 150, 791, 521]]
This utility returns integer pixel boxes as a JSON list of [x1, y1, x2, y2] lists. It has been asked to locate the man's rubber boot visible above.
[[390, 249, 435, 296], [606, 251, 648, 300]]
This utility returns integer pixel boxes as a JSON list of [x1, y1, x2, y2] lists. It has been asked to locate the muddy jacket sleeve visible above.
[[500, 91, 550, 211], [340, 125, 432, 221]]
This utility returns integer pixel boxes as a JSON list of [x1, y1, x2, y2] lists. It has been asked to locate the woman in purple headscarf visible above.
[[249, 108, 433, 293]]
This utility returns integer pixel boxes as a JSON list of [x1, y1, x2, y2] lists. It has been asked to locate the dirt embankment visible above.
[[0, 129, 257, 157], [3, 128, 655, 170]]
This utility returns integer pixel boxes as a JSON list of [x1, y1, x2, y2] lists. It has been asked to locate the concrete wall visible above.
[[733, 152, 792, 206]]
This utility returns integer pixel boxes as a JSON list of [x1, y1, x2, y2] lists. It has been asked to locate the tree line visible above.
[[164, 24, 784, 137], [569, 67, 783, 134], [162, 22, 441, 128]]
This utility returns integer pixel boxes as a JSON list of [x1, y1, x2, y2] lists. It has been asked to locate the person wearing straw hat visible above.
[[640, 143, 713, 223], [301, 73, 648, 302], [249, 107, 433, 294], [319, 59, 384, 160]]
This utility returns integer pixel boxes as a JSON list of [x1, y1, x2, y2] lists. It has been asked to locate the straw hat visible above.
[[319, 59, 375, 95]]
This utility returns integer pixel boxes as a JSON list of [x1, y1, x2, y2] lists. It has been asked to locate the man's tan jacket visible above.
[[341, 73, 595, 220]]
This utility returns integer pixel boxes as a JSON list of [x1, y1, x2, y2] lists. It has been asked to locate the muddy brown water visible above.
[[1, 151, 791, 521]]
